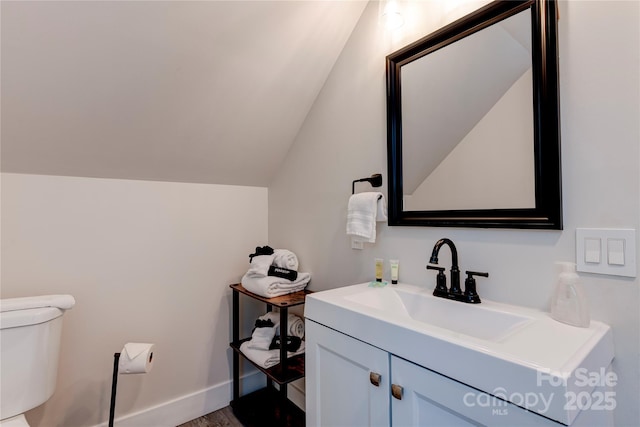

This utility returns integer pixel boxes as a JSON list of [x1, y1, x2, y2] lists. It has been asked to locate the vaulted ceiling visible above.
[[1, 1, 367, 186]]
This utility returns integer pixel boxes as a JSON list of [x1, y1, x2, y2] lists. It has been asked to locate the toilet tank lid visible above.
[[1, 294, 75, 313], [1, 306, 63, 329], [1, 295, 75, 329]]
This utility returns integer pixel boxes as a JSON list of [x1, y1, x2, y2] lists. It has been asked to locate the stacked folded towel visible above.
[[346, 192, 387, 243], [240, 312, 306, 369], [242, 246, 311, 298], [239, 340, 305, 369]]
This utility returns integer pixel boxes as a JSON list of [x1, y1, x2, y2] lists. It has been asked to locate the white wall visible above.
[[269, 1, 639, 425], [1, 173, 268, 426]]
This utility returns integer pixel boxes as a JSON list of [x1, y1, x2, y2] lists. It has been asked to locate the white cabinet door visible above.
[[306, 320, 390, 427], [391, 356, 559, 427]]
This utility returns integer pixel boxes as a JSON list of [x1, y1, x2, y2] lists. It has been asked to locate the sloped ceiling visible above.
[[1, 1, 367, 186]]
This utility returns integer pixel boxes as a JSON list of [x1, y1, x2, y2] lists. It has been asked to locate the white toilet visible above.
[[0, 295, 75, 427]]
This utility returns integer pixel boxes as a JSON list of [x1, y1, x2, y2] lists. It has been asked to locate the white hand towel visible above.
[[247, 322, 277, 351], [346, 192, 387, 243], [259, 312, 305, 338], [241, 272, 311, 298], [273, 249, 299, 271], [239, 340, 305, 369]]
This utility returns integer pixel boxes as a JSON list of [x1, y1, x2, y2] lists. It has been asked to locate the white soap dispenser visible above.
[[550, 262, 590, 327]]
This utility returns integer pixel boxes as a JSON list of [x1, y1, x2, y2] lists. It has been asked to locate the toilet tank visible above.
[[0, 296, 74, 421]]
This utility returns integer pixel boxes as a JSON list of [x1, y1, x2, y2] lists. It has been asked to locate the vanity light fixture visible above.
[[383, 0, 404, 30]]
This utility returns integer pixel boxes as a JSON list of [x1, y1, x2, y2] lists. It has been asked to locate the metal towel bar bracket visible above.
[[352, 173, 383, 195]]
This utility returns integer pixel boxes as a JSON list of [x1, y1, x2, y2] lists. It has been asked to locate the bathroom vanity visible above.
[[305, 283, 615, 426]]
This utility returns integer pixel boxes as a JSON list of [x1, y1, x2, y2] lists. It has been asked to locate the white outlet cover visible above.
[[351, 237, 364, 250]]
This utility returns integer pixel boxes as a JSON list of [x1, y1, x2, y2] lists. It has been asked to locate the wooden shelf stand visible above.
[[229, 283, 311, 426]]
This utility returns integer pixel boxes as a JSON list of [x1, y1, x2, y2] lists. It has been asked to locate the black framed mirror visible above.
[[386, 0, 561, 229]]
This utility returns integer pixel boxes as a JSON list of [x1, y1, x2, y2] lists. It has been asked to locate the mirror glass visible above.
[[386, 0, 562, 229], [402, 10, 534, 211]]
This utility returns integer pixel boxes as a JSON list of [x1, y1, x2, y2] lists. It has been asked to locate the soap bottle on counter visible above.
[[550, 262, 590, 328]]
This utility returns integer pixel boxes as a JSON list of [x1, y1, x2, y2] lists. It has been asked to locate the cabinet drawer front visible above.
[[306, 320, 390, 427]]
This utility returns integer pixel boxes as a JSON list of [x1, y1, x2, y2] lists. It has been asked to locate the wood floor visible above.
[[177, 406, 244, 427], [177, 393, 305, 427]]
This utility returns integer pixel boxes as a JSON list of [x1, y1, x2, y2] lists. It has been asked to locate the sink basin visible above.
[[306, 282, 614, 425], [344, 287, 532, 341], [402, 289, 532, 340]]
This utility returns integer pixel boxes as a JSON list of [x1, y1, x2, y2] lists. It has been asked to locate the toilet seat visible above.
[[0, 414, 30, 427]]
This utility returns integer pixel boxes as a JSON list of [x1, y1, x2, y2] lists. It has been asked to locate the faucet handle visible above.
[[427, 265, 448, 297], [463, 271, 488, 304], [466, 271, 489, 278]]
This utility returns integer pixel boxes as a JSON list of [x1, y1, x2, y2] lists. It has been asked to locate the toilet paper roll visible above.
[[118, 343, 154, 374]]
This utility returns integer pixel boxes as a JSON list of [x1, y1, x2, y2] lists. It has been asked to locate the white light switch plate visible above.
[[576, 228, 636, 277], [584, 237, 601, 264]]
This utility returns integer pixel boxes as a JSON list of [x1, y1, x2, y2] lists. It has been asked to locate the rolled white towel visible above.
[[239, 340, 305, 369], [287, 314, 305, 338], [273, 249, 299, 271], [259, 312, 305, 338]]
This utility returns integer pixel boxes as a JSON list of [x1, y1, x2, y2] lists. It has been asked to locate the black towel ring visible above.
[[352, 174, 383, 196]]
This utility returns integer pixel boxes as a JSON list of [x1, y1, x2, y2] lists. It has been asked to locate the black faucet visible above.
[[427, 238, 488, 304], [429, 238, 462, 298]]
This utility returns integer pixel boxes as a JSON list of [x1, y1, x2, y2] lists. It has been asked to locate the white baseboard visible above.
[[287, 379, 306, 412], [91, 371, 265, 427]]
